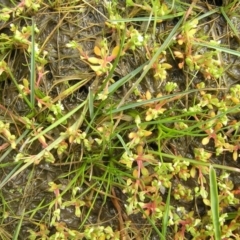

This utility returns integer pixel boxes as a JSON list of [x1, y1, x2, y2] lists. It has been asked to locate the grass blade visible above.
[[29, 99, 87, 143], [220, 7, 240, 41], [0, 129, 30, 163], [108, 62, 145, 95], [88, 87, 94, 119], [110, 88, 198, 114], [194, 41, 240, 57], [7, 68, 32, 109], [137, 204, 165, 238], [30, 18, 35, 108], [0, 162, 22, 189], [109, 12, 185, 23], [151, 151, 240, 173], [13, 209, 25, 240], [209, 165, 221, 240], [116, 133, 131, 155], [161, 186, 171, 239]]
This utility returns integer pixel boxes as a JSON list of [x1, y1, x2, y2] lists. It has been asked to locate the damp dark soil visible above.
[[0, 0, 240, 239]]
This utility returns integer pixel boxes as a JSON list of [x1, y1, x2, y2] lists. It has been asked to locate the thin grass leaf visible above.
[[53, 79, 88, 99], [161, 186, 171, 239], [116, 133, 131, 155], [78, 181, 100, 229], [108, 62, 145, 95], [29, 99, 87, 143], [169, 0, 175, 12], [7, 67, 32, 109], [0, 129, 30, 163], [109, 12, 185, 23], [151, 0, 156, 37], [29, 198, 47, 219], [110, 88, 198, 114], [88, 87, 94, 119], [194, 41, 240, 57], [152, 151, 240, 173], [12, 208, 25, 240], [209, 165, 221, 240], [197, 8, 219, 21], [220, 7, 240, 41], [143, 10, 152, 34], [108, 27, 125, 80], [30, 18, 35, 108], [58, 161, 89, 198], [100, 28, 127, 95], [0, 162, 22, 189], [137, 204, 165, 238], [100, 165, 112, 204]]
